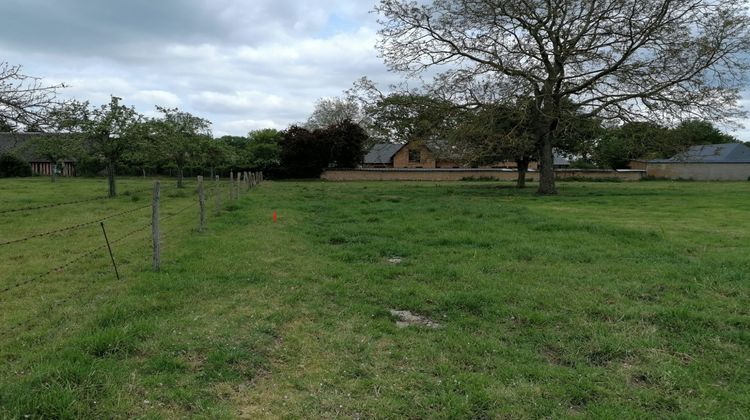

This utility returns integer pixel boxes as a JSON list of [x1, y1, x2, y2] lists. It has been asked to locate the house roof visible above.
[[650, 143, 750, 163], [0, 132, 75, 162], [553, 152, 571, 166], [364, 143, 406, 164]]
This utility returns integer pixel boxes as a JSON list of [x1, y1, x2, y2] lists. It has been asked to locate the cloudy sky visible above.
[[0, 0, 403, 137], [2, 0, 749, 140]]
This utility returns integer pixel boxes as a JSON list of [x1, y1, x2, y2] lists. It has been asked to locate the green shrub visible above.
[[0, 153, 32, 177]]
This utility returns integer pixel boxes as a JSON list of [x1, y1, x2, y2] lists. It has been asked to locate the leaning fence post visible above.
[[198, 176, 206, 231], [152, 181, 161, 272], [214, 175, 221, 214]]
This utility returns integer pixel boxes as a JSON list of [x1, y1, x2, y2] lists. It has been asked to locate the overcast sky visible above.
[[2, 0, 749, 140]]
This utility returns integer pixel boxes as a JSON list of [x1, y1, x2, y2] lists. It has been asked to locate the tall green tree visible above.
[[150, 107, 212, 188], [245, 129, 282, 172], [52, 97, 143, 196]]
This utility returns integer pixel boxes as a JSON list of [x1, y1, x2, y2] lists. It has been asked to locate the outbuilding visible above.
[[0, 132, 77, 177], [647, 143, 750, 181]]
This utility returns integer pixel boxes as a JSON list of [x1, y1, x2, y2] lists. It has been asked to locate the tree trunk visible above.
[[142, 168, 146, 179], [516, 159, 529, 189], [177, 165, 184, 188], [107, 161, 117, 197], [537, 137, 557, 195]]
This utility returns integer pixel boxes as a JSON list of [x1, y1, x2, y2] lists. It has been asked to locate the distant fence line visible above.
[[321, 169, 646, 182], [0, 171, 264, 298], [0, 171, 264, 339]]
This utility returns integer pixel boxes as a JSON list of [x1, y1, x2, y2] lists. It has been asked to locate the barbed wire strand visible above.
[[0, 222, 153, 297], [0, 187, 153, 215], [0, 204, 152, 247], [0, 224, 152, 338]]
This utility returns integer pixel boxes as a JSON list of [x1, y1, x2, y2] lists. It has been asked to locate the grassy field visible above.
[[0, 177, 748, 418]]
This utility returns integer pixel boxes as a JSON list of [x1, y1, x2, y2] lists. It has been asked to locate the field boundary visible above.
[[321, 168, 646, 182]]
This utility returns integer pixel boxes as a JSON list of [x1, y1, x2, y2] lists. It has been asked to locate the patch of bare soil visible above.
[[389, 310, 441, 329]]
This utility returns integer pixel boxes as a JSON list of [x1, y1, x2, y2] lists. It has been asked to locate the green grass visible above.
[[1, 177, 748, 418]]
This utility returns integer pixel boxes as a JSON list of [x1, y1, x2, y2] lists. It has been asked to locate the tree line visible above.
[[3, 0, 750, 195]]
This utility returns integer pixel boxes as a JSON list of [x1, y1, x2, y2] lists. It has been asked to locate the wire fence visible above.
[[0, 171, 264, 338], [0, 186, 154, 215]]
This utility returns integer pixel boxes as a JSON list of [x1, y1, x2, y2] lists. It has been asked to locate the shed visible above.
[[646, 143, 750, 180]]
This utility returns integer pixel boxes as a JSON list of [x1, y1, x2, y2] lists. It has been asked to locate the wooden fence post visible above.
[[198, 176, 206, 231], [230, 171, 235, 201], [214, 175, 221, 214], [246, 171, 251, 192], [152, 181, 161, 271]]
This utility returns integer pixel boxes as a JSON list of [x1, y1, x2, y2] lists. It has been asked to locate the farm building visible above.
[[647, 143, 750, 181], [363, 142, 455, 169], [0, 132, 77, 176], [363, 141, 571, 169]]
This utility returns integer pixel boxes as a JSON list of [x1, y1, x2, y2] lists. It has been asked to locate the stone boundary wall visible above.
[[321, 169, 646, 182], [646, 163, 750, 181]]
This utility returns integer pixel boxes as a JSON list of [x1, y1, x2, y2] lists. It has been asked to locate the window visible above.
[[408, 149, 421, 163]]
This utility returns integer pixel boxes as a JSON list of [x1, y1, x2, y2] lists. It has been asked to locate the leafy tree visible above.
[[0, 117, 14, 132], [0, 153, 32, 177], [376, 0, 750, 194], [279, 126, 327, 178], [245, 129, 282, 171], [594, 123, 670, 169], [323, 120, 368, 168], [149, 106, 212, 188], [348, 79, 462, 146], [306, 97, 369, 131], [54, 97, 144, 197], [25, 134, 80, 182], [452, 102, 537, 188], [670, 120, 738, 149], [593, 120, 737, 168], [279, 121, 368, 178], [201, 137, 235, 179]]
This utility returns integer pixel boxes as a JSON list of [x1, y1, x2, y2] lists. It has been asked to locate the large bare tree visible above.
[[0, 62, 64, 131], [375, 0, 750, 194]]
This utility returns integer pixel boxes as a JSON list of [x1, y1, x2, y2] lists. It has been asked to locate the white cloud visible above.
[[132, 90, 182, 108]]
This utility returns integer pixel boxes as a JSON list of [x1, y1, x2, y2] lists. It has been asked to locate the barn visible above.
[[0, 132, 77, 177]]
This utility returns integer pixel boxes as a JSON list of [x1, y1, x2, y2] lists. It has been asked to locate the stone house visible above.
[[363, 141, 571, 170]]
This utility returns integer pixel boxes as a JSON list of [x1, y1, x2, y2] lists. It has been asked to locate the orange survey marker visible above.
[[273, 211, 278, 223]]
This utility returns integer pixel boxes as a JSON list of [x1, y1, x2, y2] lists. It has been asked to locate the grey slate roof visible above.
[[553, 152, 571, 166], [651, 143, 750, 163], [364, 143, 405, 164], [0, 132, 75, 162]]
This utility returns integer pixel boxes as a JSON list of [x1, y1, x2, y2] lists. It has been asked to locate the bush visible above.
[[278, 121, 368, 179], [0, 153, 32, 177]]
